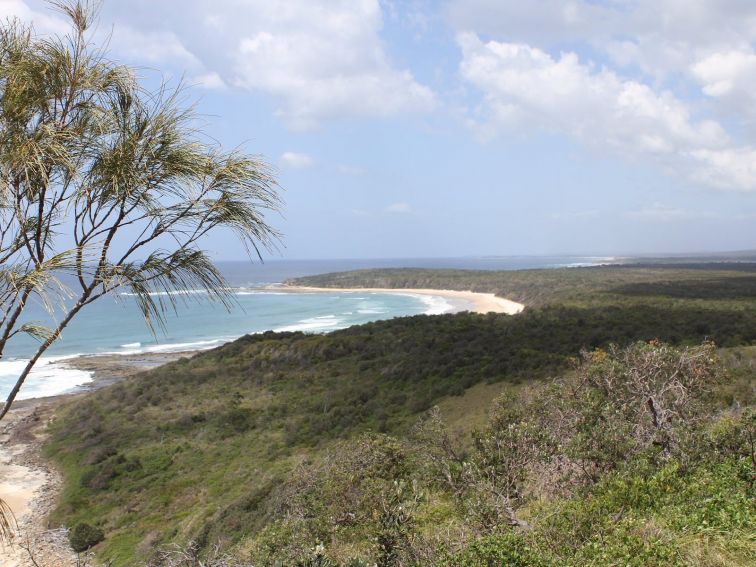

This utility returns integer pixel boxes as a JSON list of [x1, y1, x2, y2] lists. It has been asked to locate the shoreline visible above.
[[1, 400, 78, 566], [276, 285, 525, 315]]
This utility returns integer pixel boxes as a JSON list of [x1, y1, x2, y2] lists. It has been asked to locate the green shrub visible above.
[[444, 533, 549, 567], [572, 518, 683, 567], [69, 522, 104, 552]]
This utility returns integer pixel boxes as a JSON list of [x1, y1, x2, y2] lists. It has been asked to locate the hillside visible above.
[[43, 266, 756, 565]]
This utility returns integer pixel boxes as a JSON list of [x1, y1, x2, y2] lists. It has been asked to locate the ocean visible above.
[[0, 256, 611, 400]]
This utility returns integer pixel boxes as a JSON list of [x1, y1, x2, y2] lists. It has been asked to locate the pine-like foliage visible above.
[[0, 1, 281, 419]]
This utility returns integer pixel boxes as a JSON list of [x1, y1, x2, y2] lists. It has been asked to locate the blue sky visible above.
[[4, 0, 756, 259]]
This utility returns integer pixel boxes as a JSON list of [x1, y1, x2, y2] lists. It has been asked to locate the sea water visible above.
[[0, 256, 611, 400]]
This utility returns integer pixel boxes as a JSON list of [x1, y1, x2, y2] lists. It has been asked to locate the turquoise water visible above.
[[0, 256, 611, 400]]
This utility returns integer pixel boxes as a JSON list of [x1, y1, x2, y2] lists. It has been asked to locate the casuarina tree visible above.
[[0, 1, 281, 420]]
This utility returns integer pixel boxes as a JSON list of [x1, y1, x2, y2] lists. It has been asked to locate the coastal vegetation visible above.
[[43, 264, 756, 565]]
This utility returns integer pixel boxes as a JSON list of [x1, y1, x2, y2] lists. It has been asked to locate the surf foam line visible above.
[[273, 314, 347, 333], [0, 354, 92, 401], [379, 292, 455, 315], [119, 287, 292, 298]]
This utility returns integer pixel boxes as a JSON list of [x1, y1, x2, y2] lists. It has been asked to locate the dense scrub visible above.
[[44, 266, 756, 565], [196, 343, 755, 566]]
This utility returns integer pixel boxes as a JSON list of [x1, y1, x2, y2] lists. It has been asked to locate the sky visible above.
[[3, 0, 756, 260]]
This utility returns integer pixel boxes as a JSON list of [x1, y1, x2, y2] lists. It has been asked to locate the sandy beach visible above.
[[0, 401, 78, 566], [277, 285, 525, 315]]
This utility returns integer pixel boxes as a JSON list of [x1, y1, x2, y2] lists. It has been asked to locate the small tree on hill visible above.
[[555, 340, 725, 479], [0, 1, 281, 420], [464, 401, 553, 531]]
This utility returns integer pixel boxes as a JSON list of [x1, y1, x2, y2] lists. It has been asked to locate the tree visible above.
[[464, 400, 553, 532], [0, 1, 281, 420], [0, 497, 15, 544], [554, 340, 725, 480]]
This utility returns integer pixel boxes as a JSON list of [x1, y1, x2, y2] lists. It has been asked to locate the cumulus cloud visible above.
[[1, 0, 221, 91], [449, 1, 756, 139], [448, 0, 615, 45], [0, 0, 68, 34], [10, 0, 434, 130], [457, 33, 756, 191], [280, 152, 315, 169], [686, 148, 756, 191], [458, 34, 726, 149], [448, 0, 756, 77], [691, 50, 756, 121], [108, 26, 201, 67], [190, 72, 226, 90], [231, 1, 435, 129]]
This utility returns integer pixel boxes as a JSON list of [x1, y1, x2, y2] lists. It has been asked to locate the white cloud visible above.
[[457, 34, 726, 151], [231, 1, 435, 129], [280, 152, 315, 169], [190, 72, 226, 90], [687, 148, 756, 191], [385, 202, 412, 213], [448, 1, 756, 129], [691, 49, 756, 122], [448, 1, 756, 76], [598, 1, 756, 81], [457, 33, 756, 191], [109, 25, 201, 67], [3, 1, 221, 90], [10, 1, 434, 130], [448, 0, 615, 45], [693, 50, 756, 98], [0, 0, 68, 34]]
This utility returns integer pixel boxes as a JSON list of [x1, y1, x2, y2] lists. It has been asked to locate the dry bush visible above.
[[147, 541, 252, 567], [550, 340, 726, 481]]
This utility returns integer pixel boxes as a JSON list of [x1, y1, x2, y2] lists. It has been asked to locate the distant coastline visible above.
[[277, 285, 525, 315]]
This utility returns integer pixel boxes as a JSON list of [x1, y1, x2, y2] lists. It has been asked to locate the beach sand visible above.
[[277, 285, 525, 315], [1, 401, 77, 566]]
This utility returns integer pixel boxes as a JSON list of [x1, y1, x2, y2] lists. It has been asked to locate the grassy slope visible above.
[[44, 265, 756, 564]]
